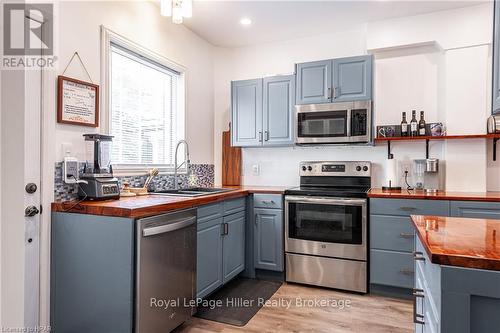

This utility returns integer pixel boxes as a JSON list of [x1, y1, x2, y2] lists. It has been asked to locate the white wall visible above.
[[213, 3, 499, 191], [53, 1, 215, 164], [39, 0, 216, 325]]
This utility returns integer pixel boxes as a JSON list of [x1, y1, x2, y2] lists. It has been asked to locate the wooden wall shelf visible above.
[[375, 134, 500, 160]]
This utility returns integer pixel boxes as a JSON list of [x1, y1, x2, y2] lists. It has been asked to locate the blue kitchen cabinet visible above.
[[231, 79, 263, 147], [414, 236, 500, 333], [333, 55, 372, 102], [493, 0, 500, 114], [254, 208, 284, 271], [263, 75, 295, 146], [295, 60, 332, 104], [197, 198, 246, 298], [295, 55, 373, 105], [196, 217, 224, 299], [369, 198, 449, 297], [51, 213, 135, 333], [222, 211, 246, 283], [450, 201, 500, 219]]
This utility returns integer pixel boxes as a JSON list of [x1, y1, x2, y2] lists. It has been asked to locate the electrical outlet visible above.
[[252, 164, 260, 176]]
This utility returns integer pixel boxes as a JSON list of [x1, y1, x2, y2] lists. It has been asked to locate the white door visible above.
[[0, 15, 43, 330]]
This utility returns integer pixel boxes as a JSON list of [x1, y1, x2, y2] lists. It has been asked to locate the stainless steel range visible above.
[[285, 161, 371, 293]]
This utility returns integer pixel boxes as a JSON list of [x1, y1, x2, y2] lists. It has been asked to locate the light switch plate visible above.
[[252, 164, 260, 176]]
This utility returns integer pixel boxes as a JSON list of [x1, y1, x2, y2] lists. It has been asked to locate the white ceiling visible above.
[[181, 0, 488, 47]]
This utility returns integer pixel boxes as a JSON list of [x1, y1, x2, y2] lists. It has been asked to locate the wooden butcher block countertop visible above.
[[369, 188, 500, 202], [411, 215, 500, 271], [51, 186, 288, 219]]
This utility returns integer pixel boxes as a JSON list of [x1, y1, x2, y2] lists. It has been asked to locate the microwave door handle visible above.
[[346, 109, 352, 137]]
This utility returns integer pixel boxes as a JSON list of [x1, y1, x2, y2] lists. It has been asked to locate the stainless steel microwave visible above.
[[295, 101, 372, 144]]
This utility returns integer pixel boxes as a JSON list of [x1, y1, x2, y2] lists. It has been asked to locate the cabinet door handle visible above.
[[333, 87, 338, 99], [224, 223, 229, 235], [259, 131, 263, 142], [399, 232, 414, 239], [221, 223, 225, 236], [327, 88, 332, 100], [412, 288, 425, 325], [265, 131, 270, 141], [413, 251, 426, 262], [399, 268, 414, 275], [400, 206, 417, 212]]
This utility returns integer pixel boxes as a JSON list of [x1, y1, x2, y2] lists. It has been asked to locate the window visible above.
[[107, 38, 185, 171]]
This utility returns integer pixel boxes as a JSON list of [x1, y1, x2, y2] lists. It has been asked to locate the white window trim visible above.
[[100, 25, 187, 177]]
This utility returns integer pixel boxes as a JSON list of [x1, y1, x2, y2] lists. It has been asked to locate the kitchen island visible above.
[[410, 215, 500, 333]]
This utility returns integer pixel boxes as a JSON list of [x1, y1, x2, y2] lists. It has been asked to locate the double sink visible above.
[[151, 187, 233, 197]]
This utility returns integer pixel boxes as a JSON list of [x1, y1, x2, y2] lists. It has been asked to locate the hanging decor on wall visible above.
[[161, 0, 192, 24], [57, 52, 99, 127]]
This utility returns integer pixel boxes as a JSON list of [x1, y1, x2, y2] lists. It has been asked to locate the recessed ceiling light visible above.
[[240, 18, 252, 26]]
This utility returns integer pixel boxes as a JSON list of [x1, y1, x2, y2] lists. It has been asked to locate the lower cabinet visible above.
[[223, 211, 246, 283], [450, 201, 500, 219], [196, 198, 246, 299], [196, 217, 224, 299], [413, 236, 500, 333], [254, 208, 283, 271]]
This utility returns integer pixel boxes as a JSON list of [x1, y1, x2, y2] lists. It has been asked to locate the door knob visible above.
[[25, 205, 40, 217], [25, 183, 37, 194]]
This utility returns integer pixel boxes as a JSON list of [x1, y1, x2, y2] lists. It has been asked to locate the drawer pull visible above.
[[399, 232, 414, 239], [399, 268, 414, 275], [400, 206, 417, 211], [412, 288, 425, 325], [261, 200, 276, 205], [413, 251, 426, 262]]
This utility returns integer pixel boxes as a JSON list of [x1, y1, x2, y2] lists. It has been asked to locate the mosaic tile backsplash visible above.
[[54, 162, 215, 201]]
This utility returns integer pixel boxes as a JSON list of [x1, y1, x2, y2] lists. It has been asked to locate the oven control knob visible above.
[[363, 166, 369, 172], [356, 166, 362, 172], [302, 166, 307, 171], [307, 166, 312, 171]]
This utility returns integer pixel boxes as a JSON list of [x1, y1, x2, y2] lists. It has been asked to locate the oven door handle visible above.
[[285, 196, 367, 206]]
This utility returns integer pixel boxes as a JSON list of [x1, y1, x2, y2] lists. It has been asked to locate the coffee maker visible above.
[[79, 134, 120, 200], [413, 158, 440, 193]]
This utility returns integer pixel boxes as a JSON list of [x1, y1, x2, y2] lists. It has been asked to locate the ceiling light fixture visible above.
[[240, 18, 252, 26], [161, 0, 192, 24]]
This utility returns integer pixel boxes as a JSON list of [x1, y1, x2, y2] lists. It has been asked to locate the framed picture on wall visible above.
[[57, 75, 99, 127]]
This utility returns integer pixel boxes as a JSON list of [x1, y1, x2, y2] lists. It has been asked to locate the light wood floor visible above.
[[176, 283, 413, 333]]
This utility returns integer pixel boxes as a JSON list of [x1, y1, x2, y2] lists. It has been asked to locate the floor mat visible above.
[[194, 277, 282, 326]]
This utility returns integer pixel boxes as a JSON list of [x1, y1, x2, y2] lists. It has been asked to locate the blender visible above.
[[79, 134, 120, 199]]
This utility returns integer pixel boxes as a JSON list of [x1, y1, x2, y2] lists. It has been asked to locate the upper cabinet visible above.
[[231, 79, 263, 147], [263, 75, 295, 146], [295, 60, 332, 104], [231, 75, 295, 147], [295, 55, 373, 105], [493, 1, 500, 114]]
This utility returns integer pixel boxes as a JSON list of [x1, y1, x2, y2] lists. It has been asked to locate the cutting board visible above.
[[222, 130, 241, 186]]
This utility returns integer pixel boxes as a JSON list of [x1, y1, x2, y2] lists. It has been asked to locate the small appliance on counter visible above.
[[78, 134, 120, 200], [413, 158, 440, 193], [423, 158, 440, 193], [487, 115, 500, 133]]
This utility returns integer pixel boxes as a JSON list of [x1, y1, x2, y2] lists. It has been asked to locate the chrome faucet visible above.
[[174, 140, 190, 190]]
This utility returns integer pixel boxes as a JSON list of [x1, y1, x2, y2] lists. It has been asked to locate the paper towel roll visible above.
[[386, 158, 398, 188]]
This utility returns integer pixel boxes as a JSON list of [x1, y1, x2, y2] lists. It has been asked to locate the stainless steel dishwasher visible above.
[[135, 208, 197, 333]]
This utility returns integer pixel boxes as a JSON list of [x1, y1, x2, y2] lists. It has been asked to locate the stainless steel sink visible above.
[[151, 187, 233, 197]]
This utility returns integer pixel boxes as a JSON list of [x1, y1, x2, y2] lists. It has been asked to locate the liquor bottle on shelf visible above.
[[400, 112, 408, 137], [410, 110, 418, 137], [418, 111, 426, 136]]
